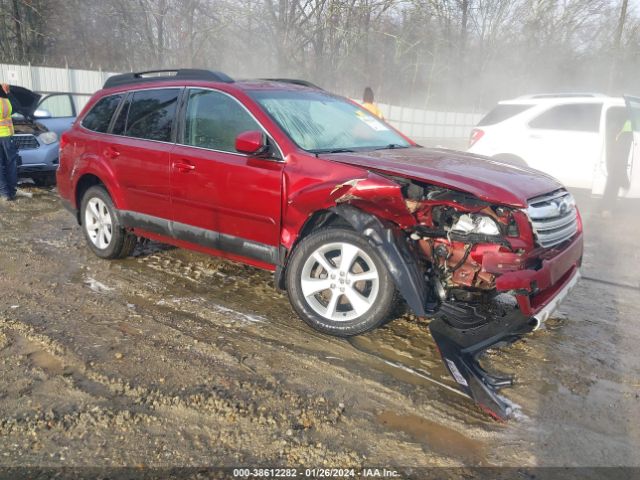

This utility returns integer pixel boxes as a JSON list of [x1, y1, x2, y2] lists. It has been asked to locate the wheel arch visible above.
[[276, 204, 430, 317], [74, 174, 122, 225], [274, 209, 350, 290]]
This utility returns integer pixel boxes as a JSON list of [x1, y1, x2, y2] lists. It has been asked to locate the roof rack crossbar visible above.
[[103, 69, 234, 89]]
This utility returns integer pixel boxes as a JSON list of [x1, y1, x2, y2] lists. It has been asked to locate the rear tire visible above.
[[80, 186, 136, 259], [285, 227, 397, 337]]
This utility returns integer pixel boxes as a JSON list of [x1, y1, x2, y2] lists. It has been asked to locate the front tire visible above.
[[285, 228, 397, 337], [80, 186, 136, 259]]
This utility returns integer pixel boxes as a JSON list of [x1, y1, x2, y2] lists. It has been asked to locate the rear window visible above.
[[477, 104, 532, 126], [529, 103, 602, 132], [81, 94, 123, 133]]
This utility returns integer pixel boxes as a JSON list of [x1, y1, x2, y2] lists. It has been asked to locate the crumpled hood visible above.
[[5, 85, 42, 119], [323, 147, 564, 208]]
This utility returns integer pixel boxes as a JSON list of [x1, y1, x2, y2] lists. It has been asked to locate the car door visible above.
[[591, 103, 630, 198], [35, 93, 77, 136], [621, 95, 640, 198], [170, 88, 283, 265], [105, 88, 180, 225], [525, 103, 603, 190]]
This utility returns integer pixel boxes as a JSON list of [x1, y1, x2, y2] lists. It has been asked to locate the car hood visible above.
[[6, 85, 42, 118], [323, 147, 564, 208]]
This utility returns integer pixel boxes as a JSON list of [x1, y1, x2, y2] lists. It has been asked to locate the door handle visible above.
[[105, 146, 120, 159], [172, 160, 196, 173]]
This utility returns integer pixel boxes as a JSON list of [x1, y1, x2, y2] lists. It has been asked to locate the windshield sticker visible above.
[[356, 110, 389, 131]]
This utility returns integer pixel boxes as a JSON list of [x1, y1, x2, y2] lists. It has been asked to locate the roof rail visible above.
[[516, 93, 606, 99], [260, 78, 323, 89], [103, 69, 234, 89]]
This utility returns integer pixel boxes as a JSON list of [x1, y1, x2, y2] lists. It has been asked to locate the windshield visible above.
[[249, 89, 410, 152]]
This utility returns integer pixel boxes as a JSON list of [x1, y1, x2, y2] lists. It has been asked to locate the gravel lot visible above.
[[0, 187, 638, 478]]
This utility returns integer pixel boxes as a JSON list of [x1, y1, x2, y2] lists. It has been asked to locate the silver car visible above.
[[10, 86, 88, 186]]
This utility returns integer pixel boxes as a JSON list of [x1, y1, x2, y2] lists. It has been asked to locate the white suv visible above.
[[468, 94, 640, 198]]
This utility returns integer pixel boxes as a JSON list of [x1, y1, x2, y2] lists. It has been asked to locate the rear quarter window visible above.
[[81, 94, 123, 133], [477, 104, 532, 126], [529, 103, 602, 132]]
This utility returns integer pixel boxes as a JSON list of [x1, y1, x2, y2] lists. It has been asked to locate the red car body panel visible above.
[[324, 147, 564, 208], [170, 144, 283, 248], [106, 135, 174, 219]]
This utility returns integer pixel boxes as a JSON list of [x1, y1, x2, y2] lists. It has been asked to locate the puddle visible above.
[[13, 335, 65, 376], [377, 411, 486, 465], [30, 350, 65, 376], [348, 328, 462, 394]]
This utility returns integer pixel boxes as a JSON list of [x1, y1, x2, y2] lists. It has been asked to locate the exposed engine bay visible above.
[[12, 118, 49, 135], [397, 176, 523, 301]]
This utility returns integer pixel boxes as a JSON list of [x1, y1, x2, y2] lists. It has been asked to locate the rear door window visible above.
[[529, 103, 602, 132], [123, 88, 180, 142], [477, 104, 532, 126], [81, 94, 123, 133]]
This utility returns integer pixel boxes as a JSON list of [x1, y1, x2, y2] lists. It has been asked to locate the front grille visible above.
[[13, 134, 40, 150], [527, 190, 578, 248]]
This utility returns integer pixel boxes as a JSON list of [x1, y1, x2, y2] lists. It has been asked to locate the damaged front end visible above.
[[329, 174, 583, 420]]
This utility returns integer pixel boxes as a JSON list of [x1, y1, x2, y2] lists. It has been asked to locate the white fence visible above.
[[0, 63, 482, 148], [0, 62, 115, 95], [377, 103, 482, 149]]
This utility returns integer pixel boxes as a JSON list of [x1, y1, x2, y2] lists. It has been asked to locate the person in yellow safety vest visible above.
[[0, 83, 19, 202], [361, 87, 384, 120]]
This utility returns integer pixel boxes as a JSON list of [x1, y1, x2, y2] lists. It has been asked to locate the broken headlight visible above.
[[451, 214, 501, 236]]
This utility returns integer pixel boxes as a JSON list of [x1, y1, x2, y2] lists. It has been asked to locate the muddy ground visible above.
[[0, 187, 639, 477]]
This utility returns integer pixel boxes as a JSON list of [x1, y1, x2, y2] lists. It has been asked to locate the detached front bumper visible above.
[[430, 232, 583, 420]]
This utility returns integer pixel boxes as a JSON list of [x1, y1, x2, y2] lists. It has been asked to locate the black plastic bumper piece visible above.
[[331, 204, 428, 317], [429, 304, 536, 420]]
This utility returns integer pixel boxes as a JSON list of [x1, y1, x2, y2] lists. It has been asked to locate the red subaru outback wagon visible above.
[[57, 69, 583, 419]]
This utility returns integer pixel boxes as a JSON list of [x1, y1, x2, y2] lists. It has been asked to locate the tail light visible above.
[[469, 128, 484, 148]]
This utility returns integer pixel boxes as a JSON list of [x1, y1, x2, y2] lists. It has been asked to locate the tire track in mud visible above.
[[0, 314, 360, 467], [83, 234, 511, 458], [103, 246, 495, 418]]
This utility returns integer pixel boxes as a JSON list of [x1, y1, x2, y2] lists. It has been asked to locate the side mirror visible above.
[[235, 130, 269, 156], [33, 109, 52, 119]]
